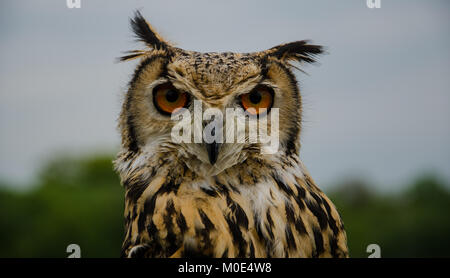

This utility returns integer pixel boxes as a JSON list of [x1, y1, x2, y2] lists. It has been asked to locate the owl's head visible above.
[[116, 12, 323, 178]]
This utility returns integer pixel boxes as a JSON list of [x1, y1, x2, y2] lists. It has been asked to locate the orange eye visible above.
[[240, 85, 274, 115], [153, 83, 189, 115]]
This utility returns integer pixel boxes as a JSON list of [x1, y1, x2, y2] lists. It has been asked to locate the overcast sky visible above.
[[0, 0, 449, 191]]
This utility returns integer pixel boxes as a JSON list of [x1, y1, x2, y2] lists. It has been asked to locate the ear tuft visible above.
[[130, 10, 170, 50], [117, 50, 147, 62], [119, 11, 172, 62], [266, 40, 324, 64]]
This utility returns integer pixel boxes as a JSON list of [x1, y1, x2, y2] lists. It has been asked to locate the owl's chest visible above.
[[162, 175, 314, 257], [124, 161, 347, 257]]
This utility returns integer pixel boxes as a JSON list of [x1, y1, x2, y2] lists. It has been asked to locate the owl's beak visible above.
[[205, 142, 220, 165]]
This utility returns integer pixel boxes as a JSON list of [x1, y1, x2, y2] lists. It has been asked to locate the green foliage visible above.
[[329, 175, 450, 257], [0, 154, 124, 258], [0, 154, 449, 257]]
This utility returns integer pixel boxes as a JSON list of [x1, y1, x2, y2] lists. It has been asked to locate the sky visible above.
[[0, 0, 449, 191]]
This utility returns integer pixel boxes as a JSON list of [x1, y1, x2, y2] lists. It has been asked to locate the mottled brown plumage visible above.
[[114, 11, 348, 258]]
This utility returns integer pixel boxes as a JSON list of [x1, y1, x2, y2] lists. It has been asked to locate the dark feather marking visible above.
[[305, 198, 328, 230], [147, 221, 158, 238], [198, 209, 215, 231], [123, 151, 136, 162], [294, 217, 308, 235], [285, 225, 297, 250], [193, 209, 214, 254], [142, 190, 160, 219], [265, 210, 275, 240], [176, 211, 188, 234], [120, 239, 131, 258], [160, 180, 180, 195], [124, 170, 155, 203], [124, 92, 138, 153], [134, 234, 141, 245], [254, 214, 265, 241], [265, 223, 275, 240], [250, 173, 259, 184], [237, 174, 244, 186], [322, 198, 339, 236], [137, 212, 147, 233], [221, 248, 229, 258], [259, 56, 269, 78], [215, 177, 239, 194], [249, 240, 255, 258], [125, 212, 131, 227], [216, 186, 229, 197], [255, 215, 272, 257], [305, 176, 319, 191], [142, 181, 171, 237], [329, 235, 339, 258], [272, 174, 294, 196], [226, 196, 249, 229], [229, 183, 240, 194], [131, 205, 137, 221], [295, 185, 306, 210], [285, 202, 295, 223], [164, 199, 178, 254], [310, 192, 323, 205], [266, 209, 274, 228], [269, 189, 275, 200], [195, 226, 212, 252], [142, 182, 180, 255], [214, 178, 228, 194], [312, 227, 324, 257], [201, 187, 218, 197], [224, 215, 247, 257], [297, 185, 306, 199], [295, 197, 305, 211]]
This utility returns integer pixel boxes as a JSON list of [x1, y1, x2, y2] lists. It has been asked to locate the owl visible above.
[[114, 11, 348, 258]]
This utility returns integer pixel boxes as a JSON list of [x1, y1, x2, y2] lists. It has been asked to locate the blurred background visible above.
[[0, 0, 449, 257]]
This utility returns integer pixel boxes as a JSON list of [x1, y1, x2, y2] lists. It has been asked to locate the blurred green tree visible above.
[[0, 154, 124, 258], [329, 175, 450, 257]]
